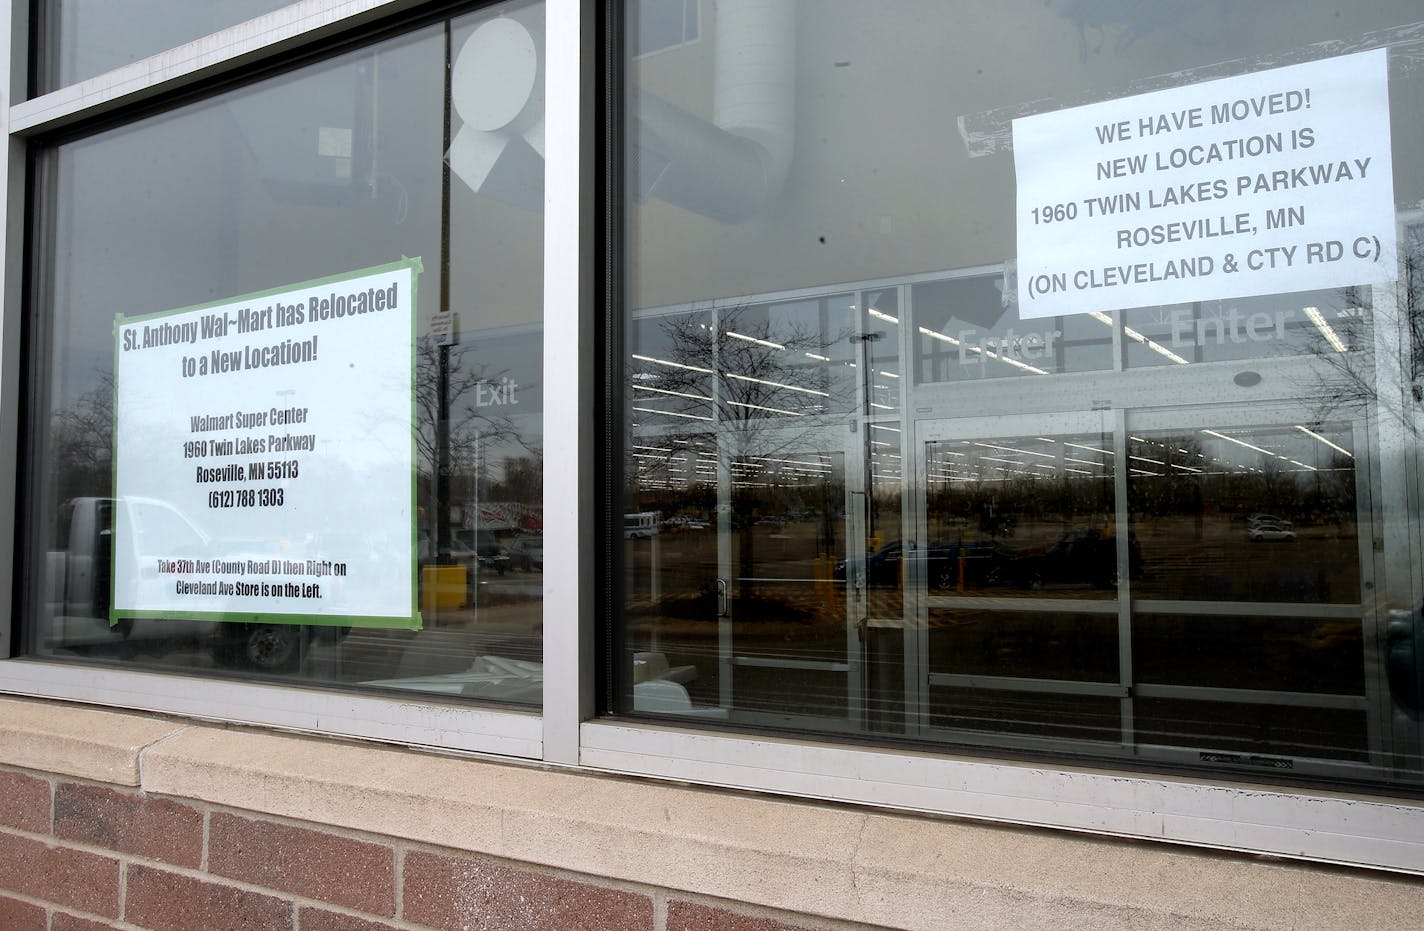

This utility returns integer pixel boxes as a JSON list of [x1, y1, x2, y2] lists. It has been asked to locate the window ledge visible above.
[[0, 696, 184, 785], [2, 697, 1423, 929]]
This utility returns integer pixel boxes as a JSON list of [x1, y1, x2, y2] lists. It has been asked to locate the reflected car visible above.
[[450, 529, 511, 574], [1248, 523, 1297, 542], [508, 536, 543, 572], [834, 540, 995, 590], [993, 529, 1131, 590]]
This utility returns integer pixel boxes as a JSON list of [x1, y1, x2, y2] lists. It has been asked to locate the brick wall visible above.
[[0, 766, 851, 931]]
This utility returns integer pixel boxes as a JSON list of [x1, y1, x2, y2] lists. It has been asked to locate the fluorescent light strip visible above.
[[879, 371, 901, 379], [632, 353, 712, 374], [634, 385, 712, 402], [972, 441, 1056, 460], [1303, 306, 1347, 353], [727, 331, 786, 350], [750, 455, 832, 468], [1201, 429, 1275, 457], [868, 309, 900, 324], [1065, 442, 1113, 456], [805, 352, 830, 362], [1125, 325, 1188, 364], [1092, 311, 1188, 364], [632, 406, 712, 421], [725, 372, 829, 397], [916, 326, 1048, 375], [1295, 424, 1353, 458], [728, 400, 802, 416]]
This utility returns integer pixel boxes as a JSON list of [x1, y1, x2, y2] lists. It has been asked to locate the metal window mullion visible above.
[[0, 0, 19, 660], [540, 0, 591, 765], [1114, 407, 1134, 748]]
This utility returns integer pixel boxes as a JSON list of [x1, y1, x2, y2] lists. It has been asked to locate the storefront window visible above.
[[26, 0, 546, 705], [34, 0, 297, 94], [616, 0, 1424, 786]]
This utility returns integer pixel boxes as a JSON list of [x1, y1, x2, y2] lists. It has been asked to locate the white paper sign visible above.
[[111, 260, 421, 628], [1013, 50, 1395, 319]]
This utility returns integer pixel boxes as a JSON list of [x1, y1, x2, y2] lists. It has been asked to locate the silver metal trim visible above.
[[1131, 600, 1364, 619], [0, 659, 542, 757], [733, 656, 850, 673], [928, 673, 1127, 698], [13, 0, 426, 134], [1134, 682, 1368, 711], [924, 596, 1119, 614], [540, 0, 591, 765]]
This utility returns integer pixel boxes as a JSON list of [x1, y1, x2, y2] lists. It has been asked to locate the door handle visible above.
[[715, 578, 729, 617]]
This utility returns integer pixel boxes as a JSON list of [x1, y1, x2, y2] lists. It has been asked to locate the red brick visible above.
[[0, 893, 46, 931], [54, 783, 202, 868], [402, 850, 653, 931], [53, 914, 122, 931], [0, 770, 51, 833], [668, 900, 822, 931], [125, 863, 291, 931], [298, 907, 403, 931], [0, 831, 120, 917], [209, 813, 395, 916]]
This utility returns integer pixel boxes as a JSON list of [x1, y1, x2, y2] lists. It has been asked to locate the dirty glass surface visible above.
[[28, 1, 547, 706], [616, 0, 1424, 787]]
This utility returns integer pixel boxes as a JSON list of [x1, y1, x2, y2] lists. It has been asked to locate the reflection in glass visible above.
[[1121, 291, 1369, 369], [618, 0, 1424, 787], [925, 434, 1118, 596], [913, 275, 1112, 383], [36, 0, 295, 94], [929, 610, 1119, 683], [1134, 613, 1363, 694], [928, 688, 1120, 744], [29, 2, 546, 704], [1127, 424, 1358, 603], [1136, 699, 1368, 763]]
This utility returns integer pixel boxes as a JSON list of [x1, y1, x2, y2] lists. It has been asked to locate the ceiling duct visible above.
[[633, 0, 797, 224]]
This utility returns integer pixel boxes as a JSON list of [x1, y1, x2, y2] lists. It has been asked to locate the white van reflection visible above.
[[44, 496, 346, 672]]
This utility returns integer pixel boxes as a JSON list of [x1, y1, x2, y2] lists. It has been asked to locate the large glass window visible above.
[[616, 0, 1424, 788], [34, 0, 298, 94], [26, 0, 547, 706]]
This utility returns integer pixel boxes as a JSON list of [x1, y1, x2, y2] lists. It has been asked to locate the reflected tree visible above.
[[50, 372, 115, 503], [1295, 237, 1424, 433], [627, 304, 853, 603]]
